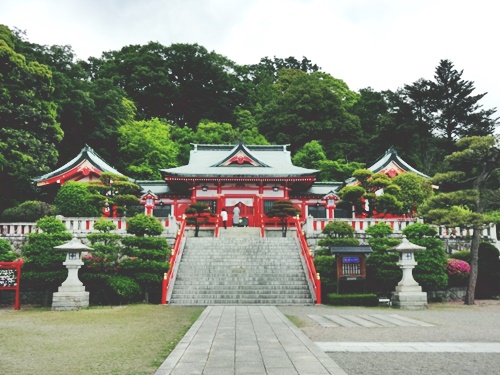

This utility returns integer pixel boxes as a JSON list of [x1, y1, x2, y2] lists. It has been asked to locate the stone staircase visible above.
[[169, 230, 314, 305]]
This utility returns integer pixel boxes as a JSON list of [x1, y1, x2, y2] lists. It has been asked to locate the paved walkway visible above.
[[155, 305, 347, 375]]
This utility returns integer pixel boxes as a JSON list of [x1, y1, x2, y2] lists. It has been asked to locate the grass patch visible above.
[[0, 304, 203, 375]]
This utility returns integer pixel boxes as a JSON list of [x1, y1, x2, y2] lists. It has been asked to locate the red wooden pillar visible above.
[[190, 183, 196, 203]]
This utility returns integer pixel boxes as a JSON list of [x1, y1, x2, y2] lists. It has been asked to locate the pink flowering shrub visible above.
[[446, 258, 471, 287]]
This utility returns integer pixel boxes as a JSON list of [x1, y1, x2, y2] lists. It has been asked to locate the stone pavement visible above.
[[154, 305, 347, 375]]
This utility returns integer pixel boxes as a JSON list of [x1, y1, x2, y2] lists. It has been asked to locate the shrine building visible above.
[[34, 142, 428, 226]]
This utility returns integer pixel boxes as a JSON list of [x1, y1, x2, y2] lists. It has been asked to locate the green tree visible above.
[[234, 108, 269, 145], [87, 172, 141, 218], [54, 181, 101, 217], [119, 236, 170, 303], [185, 202, 212, 237], [194, 121, 237, 144], [316, 159, 364, 182], [118, 118, 179, 179], [87, 42, 241, 127], [0, 25, 63, 212], [257, 69, 362, 158], [21, 216, 72, 306], [0, 200, 56, 222], [421, 136, 500, 304], [292, 140, 326, 169], [265, 200, 300, 237], [430, 60, 497, 147], [392, 172, 433, 216]]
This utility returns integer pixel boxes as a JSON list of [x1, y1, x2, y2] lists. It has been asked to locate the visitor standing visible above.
[[232, 204, 240, 227], [220, 208, 228, 229]]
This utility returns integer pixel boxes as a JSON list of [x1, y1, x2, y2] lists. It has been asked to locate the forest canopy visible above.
[[0, 24, 498, 212]]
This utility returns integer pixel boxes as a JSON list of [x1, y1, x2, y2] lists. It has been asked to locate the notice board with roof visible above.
[[330, 245, 372, 294]]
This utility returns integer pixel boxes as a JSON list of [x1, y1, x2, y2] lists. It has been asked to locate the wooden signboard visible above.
[[0, 261, 24, 310], [330, 246, 372, 294]]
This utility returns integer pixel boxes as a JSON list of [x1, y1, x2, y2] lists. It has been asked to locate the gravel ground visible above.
[[279, 301, 500, 375]]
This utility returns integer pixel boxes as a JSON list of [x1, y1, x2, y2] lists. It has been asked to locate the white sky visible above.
[[2, 0, 499, 115]]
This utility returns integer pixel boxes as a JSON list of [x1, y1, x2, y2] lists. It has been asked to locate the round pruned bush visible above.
[[366, 237, 401, 294], [107, 275, 141, 304], [476, 242, 500, 298], [0, 238, 18, 261], [54, 181, 101, 217], [0, 200, 56, 222], [126, 214, 163, 236], [322, 221, 355, 238], [446, 259, 471, 287], [366, 222, 393, 238]]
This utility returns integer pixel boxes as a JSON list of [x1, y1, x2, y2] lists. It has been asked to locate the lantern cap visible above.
[[389, 236, 426, 253], [54, 237, 93, 252]]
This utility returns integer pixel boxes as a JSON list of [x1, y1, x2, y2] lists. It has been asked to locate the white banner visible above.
[[225, 197, 253, 207]]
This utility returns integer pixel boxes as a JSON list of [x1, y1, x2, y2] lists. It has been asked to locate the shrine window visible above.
[[263, 200, 277, 214], [153, 204, 172, 217], [308, 205, 326, 218]]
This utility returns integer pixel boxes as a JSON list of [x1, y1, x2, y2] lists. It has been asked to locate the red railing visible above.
[[161, 218, 187, 305], [293, 218, 321, 304]]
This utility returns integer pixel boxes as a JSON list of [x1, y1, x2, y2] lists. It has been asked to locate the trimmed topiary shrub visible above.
[[366, 222, 393, 238], [366, 237, 401, 294], [126, 214, 163, 237], [403, 224, 448, 291], [0, 201, 56, 222], [0, 239, 18, 261], [322, 221, 355, 238], [21, 217, 72, 306], [476, 242, 500, 298], [54, 181, 101, 217]]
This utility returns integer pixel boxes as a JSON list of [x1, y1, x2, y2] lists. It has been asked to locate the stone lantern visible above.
[[388, 236, 428, 310], [52, 237, 93, 311]]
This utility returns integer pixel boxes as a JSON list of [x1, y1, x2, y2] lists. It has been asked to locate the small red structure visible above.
[[0, 261, 24, 310]]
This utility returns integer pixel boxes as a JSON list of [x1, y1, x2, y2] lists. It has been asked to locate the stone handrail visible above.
[[0, 216, 179, 237]]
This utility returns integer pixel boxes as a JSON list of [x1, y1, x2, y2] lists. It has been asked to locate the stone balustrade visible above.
[[0, 216, 179, 237], [304, 217, 498, 242]]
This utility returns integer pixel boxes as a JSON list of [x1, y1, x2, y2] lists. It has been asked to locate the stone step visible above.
[[174, 278, 308, 290], [170, 235, 313, 305], [169, 298, 314, 305], [169, 285, 310, 291], [177, 272, 303, 283]]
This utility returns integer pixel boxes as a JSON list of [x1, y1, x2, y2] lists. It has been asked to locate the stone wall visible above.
[[427, 287, 467, 302]]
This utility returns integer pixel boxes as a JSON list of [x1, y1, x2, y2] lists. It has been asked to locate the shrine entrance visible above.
[[224, 197, 256, 227]]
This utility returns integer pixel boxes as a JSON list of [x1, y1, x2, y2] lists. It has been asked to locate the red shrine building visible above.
[[34, 143, 428, 225]]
